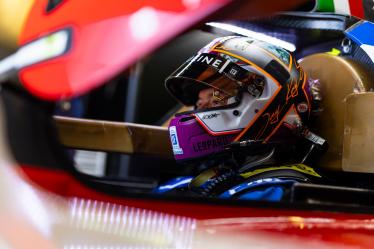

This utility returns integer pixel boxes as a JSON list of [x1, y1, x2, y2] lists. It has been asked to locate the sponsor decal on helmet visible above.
[[229, 68, 238, 76], [193, 136, 230, 152], [194, 53, 246, 77], [202, 113, 221, 120], [297, 102, 309, 113], [194, 54, 225, 69], [169, 126, 183, 155]]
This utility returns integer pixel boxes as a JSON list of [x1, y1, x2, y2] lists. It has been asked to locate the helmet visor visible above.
[[165, 53, 264, 108]]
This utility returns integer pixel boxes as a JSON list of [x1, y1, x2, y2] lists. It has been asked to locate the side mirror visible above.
[[0, 29, 71, 82]]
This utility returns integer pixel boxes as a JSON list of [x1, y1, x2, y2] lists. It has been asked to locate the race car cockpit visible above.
[[2, 1, 374, 247]]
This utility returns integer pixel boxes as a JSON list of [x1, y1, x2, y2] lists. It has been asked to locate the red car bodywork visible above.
[[19, 165, 374, 248]]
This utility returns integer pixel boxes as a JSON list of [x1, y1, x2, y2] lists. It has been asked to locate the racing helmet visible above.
[[165, 36, 312, 162]]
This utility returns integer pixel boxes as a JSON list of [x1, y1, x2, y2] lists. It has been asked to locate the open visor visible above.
[[165, 53, 265, 107]]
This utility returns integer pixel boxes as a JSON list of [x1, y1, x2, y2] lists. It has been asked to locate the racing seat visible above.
[[299, 53, 374, 173]]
